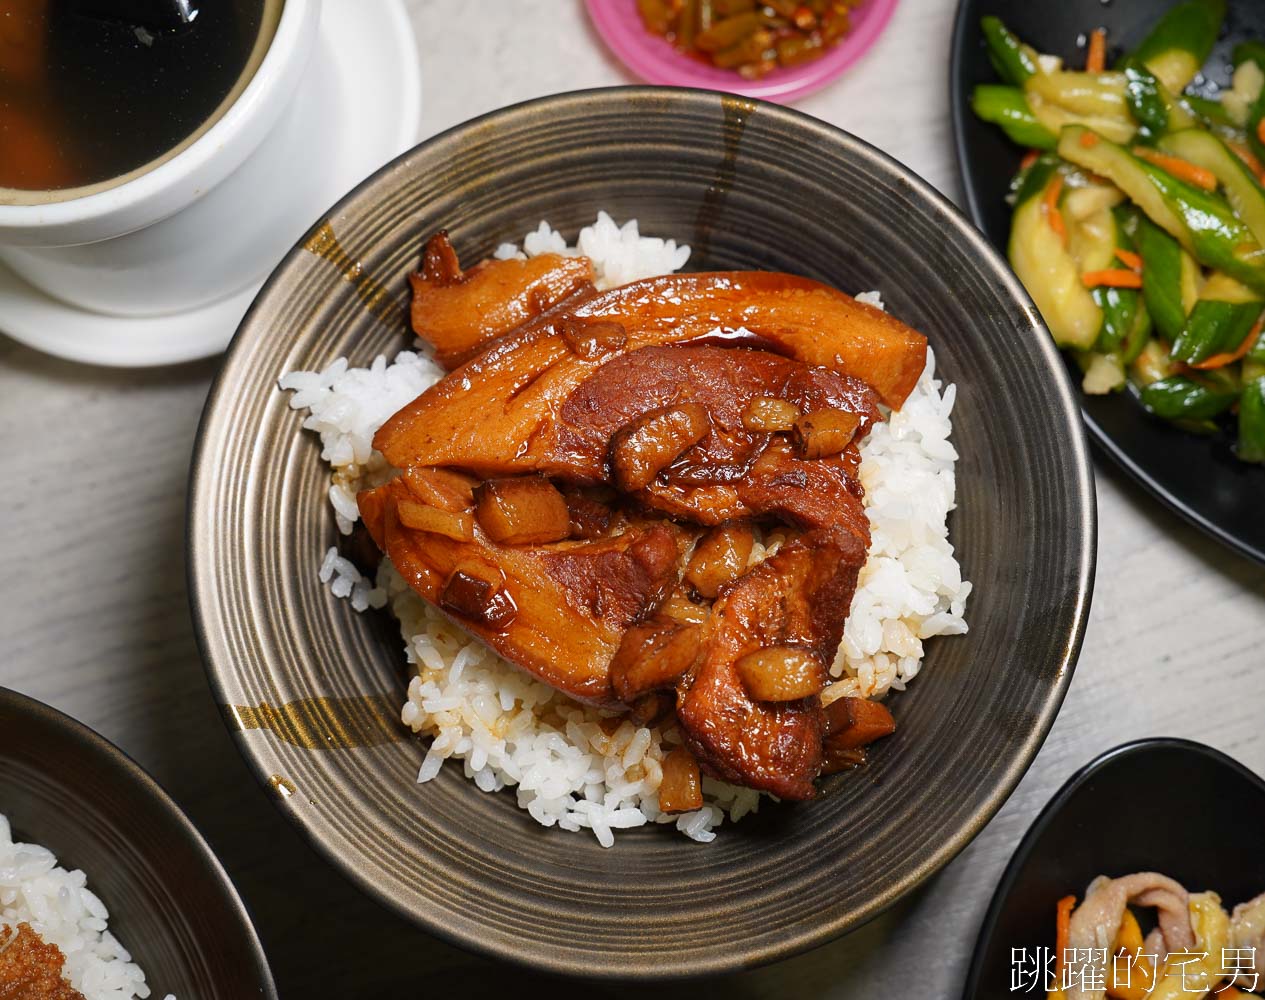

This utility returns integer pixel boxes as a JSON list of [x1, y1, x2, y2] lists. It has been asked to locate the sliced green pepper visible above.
[[1058, 125, 1265, 296], [1120, 299, 1154, 365], [971, 86, 1057, 150], [1124, 66, 1169, 137], [981, 16, 1037, 86], [1134, 214, 1200, 341], [1171, 273, 1265, 365], [1140, 375, 1239, 420], [1122, 66, 1200, 141], [1012, 153, 1059, 206], [1157, 128, 1265, 247], [1122, 0, 1225, 93], [1238, 376, 1265, 463], [1185, 94, 1237, 128], [1094, 286, 1139, 353]]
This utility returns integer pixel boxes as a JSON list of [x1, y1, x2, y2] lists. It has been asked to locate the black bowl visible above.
[[188, 86, 1095, 977], [964, 738, 1265, 999], [951, 0, 1265, 566], [0, 688, 275, 999]]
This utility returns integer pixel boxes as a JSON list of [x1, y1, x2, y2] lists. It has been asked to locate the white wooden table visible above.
[[2, 1, 1263, 995]]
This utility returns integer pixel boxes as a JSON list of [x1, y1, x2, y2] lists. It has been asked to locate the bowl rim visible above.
[[947, 0, 1265, 568], [960, 737, 1263, 999], [0, 686, 277, 998], [187, 84, 1097, 978], [581, 0, 900, 103]]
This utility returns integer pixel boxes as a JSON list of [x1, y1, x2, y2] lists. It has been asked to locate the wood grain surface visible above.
[[1, 1, 1262, 995]]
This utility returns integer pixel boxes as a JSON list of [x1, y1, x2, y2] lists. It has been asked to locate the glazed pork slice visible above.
[[378, 341, 883, 526], [409, 231, 596, 368], [676, 527, 867, 799], [363, 264, 921, 798], [383, 268, 926, 481], [359, 476, 689, 705]]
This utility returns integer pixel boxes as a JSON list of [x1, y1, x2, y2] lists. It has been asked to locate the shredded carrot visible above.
[[1258, 118, 1265, 146], [1228, 141, 1265, 186], [1043, 175, 1066, 245], [1133, 146, 1218, 191], [1080, 130, 1101, 149], [1082, 268, 1144, 288], [1020, 148, 1040, 171], [1114, 248, 1143, 272], [1054, 895, 1076, 984], [1191, 314, 1265, 369], [1087, 28, 1107, 73]]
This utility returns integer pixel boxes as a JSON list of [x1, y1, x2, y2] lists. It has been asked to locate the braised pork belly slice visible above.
[[380, 343, 881, 531], [673, 528, 867, 800], [365, 255, 923, 799], [359, 477, 690, 705], [378, 268, 926, 481], [409, 231, 596, 369]]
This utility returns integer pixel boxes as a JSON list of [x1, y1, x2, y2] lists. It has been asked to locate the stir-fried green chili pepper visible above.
[[971, 86, 1057, 149], [1134, 214, 1200, 341], [1123, 66, 1200, 141], [980, 16, 1037, 86], [1121, 0, 1225, 94], [1124, 66, 1169, 137], [1170, 273, 1265, 365], [1185, 94, 1237, 128], [1140, 375, 1239, 420], [1058, 126, 1265, 297], [1239, 375, 1265, 463], [1157, 128, 1265, 247]]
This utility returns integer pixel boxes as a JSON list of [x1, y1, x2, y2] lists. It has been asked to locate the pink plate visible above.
[[584, 0, 898, 103]]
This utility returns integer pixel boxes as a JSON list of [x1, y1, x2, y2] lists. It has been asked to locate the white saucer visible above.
[[0, 0, 421, 368]]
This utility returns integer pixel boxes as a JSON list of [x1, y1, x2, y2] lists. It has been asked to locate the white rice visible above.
[[0, 813, 173, 1000], [280, 213, 971, 846]]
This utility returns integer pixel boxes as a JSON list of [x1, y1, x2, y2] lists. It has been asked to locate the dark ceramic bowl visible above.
[[951, 0, 1265, 565], [964, 739, 1265, 999], [188, 87, 1095, 977], [0, 688, 275, 998]]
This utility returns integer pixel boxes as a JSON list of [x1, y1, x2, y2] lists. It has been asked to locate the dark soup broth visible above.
[[0, 0, 282, 204]]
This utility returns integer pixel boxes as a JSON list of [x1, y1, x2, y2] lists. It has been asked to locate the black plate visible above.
[[0, 688, 276, 999], [951, 0, 1265, 566], [963, 738, 1265, 999]]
